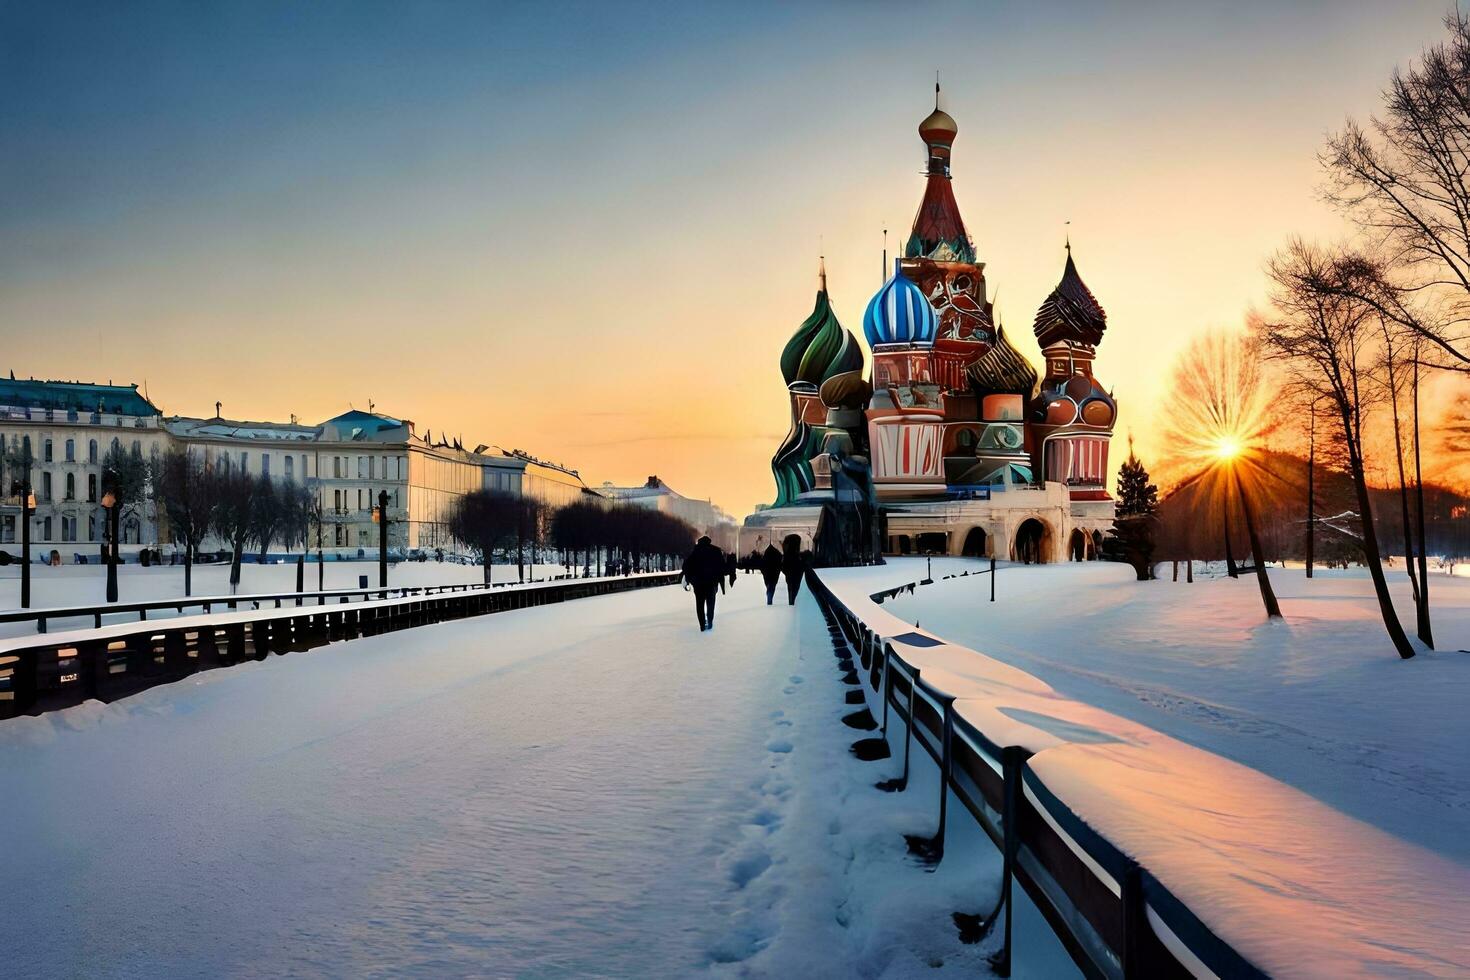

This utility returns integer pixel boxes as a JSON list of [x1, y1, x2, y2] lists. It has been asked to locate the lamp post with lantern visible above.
[[20, 487, 34, 608], [101, 485, 120, 603], [371, 489, 389, 588]]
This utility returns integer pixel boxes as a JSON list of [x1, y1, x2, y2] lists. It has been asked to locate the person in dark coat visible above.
[[681, 536, 727, 632], [759, 544, 783, 605], [781, 535, 805, 605], [725, 552, 737, 588]]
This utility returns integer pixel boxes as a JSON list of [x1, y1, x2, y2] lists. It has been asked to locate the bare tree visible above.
[[248, 475, 281, 563], [211, 467, 255, 593], [153, 447, 213, 597], [1320, 12, 1470, 370], [1262, 239, 1416, 658], [1158, 329, 1282, 616], [448, 489, 518, 584]]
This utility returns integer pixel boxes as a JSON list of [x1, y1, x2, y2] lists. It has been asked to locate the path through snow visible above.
[[0, 570, 1073, 978]]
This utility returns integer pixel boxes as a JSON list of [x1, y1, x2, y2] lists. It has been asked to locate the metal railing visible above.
[[807, 570, 1266, 980], [0, 572, 620, 634], [0, 572, 680, 721]]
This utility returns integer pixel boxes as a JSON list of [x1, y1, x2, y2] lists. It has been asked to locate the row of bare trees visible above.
[[151, 447, 314, 596], [447, 490, 698, 584], [1154, 13, 1470, 659]]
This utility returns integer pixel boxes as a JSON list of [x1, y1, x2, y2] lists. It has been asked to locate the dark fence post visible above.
[[990, 557, 996, 602], [1122, 864, 1145, 978]]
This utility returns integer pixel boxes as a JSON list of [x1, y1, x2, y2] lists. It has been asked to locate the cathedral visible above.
[[741, 87, 1118, 564]]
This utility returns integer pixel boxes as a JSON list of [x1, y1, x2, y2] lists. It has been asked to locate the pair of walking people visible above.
[[681, 534, 806, 632], [759, 535, 805, 606]]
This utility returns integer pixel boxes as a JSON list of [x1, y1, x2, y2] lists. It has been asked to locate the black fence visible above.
[[0, 573, 679, 721], [0, 574, 604, 635], [807, 570, 1265, 980]]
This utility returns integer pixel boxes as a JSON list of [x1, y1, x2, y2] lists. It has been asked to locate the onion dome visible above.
[[819, 370, 873, 410], [1033, 245, 1107, 348], [779, 263, 865, 388], [906, 85, 974, 262], [919, 106, 958, 147], [965, 327, 1038, 395], [863, 269, 937, 347]]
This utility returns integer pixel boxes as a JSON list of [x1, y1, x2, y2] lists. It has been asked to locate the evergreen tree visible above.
[[1109, 444, 1159, 580], [1116, 450, 1159, 518]]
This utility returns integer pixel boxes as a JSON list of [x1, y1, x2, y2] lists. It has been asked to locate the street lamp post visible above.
[[20, 488, 34, 609], [1306, 399, 1317, 579], [101, 488, 119, 603], [372, 489, 389, 588]]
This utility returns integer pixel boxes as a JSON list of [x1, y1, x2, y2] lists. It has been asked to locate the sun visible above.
[[1213, 435, 1244, 461]]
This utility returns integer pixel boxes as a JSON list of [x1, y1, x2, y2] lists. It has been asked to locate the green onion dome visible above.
[[780, 286, 865, 389]]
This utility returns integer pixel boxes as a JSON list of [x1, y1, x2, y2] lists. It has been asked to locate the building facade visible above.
[[743, 89, 1117, 563], [598, 476, 739, 550], [0, 379, 596, 560]]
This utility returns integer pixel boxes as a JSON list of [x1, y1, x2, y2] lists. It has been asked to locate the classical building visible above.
[[742, 88, 1117, 563], [598, 476, 738, 550], [0, 378, 594, 560]]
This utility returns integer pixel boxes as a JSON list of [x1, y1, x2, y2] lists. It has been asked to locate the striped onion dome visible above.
[[863, 269, 937, 348], [780, 283, 865, 389]]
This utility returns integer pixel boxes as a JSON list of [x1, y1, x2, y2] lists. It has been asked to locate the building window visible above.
[[301, 454, 308, 478], [43, 516, 52, 540], [88, 473, 97, 502], [262, 454, 270, 478], [41, 472, 52, 501], [358, 457, 367, 479], [240, 451, 248, 472], [88, 514, 95, 542], [1, 515, 14, 543], [65, 439, 75, 462], [65, 473, 75, 500], [62, 517, 76, 543], [111, 437, 120, 455], [284, 455, 294, 479], [43, 439, 52, 463], [333, 456, 342, 478], [88, 439, 98, 463], [132, 440, 141, 456]]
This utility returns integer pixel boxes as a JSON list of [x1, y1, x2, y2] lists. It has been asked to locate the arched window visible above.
[[88, 439, 98, 464], [131, 440, 141, 456], [65, 439, 75, 461]]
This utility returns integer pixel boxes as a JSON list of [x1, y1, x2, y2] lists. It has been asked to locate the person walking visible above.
[[725, 552, 737, 588], [681, 535, 726, 632], [781, 535, 805, 606], [759, 543, 783, 605]]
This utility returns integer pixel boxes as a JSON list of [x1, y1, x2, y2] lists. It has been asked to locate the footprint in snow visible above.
[[788, 675, 804, 684], [765, 738, 793, 753]]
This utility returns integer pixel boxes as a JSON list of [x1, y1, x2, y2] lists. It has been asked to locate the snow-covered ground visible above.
[[814, 558, 1470, 975], [0, 570, 1077, 978], [877, 559, 1470, 865]]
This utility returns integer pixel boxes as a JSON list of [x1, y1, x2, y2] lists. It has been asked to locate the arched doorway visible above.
[[961, 526, 987, 558], [1013, 518, 1049, 565], [1069, 528, 1087, 561]]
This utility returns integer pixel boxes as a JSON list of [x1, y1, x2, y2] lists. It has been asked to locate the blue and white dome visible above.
[[863, 269, 937, 348]]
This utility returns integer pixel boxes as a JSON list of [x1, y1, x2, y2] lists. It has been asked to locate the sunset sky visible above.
[[1, 1, 1457, 515]]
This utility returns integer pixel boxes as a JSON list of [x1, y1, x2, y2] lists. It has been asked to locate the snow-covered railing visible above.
[[0, 574, 600, 635], [807, 569, 1267, 980], [0, 572, 680, 721]]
